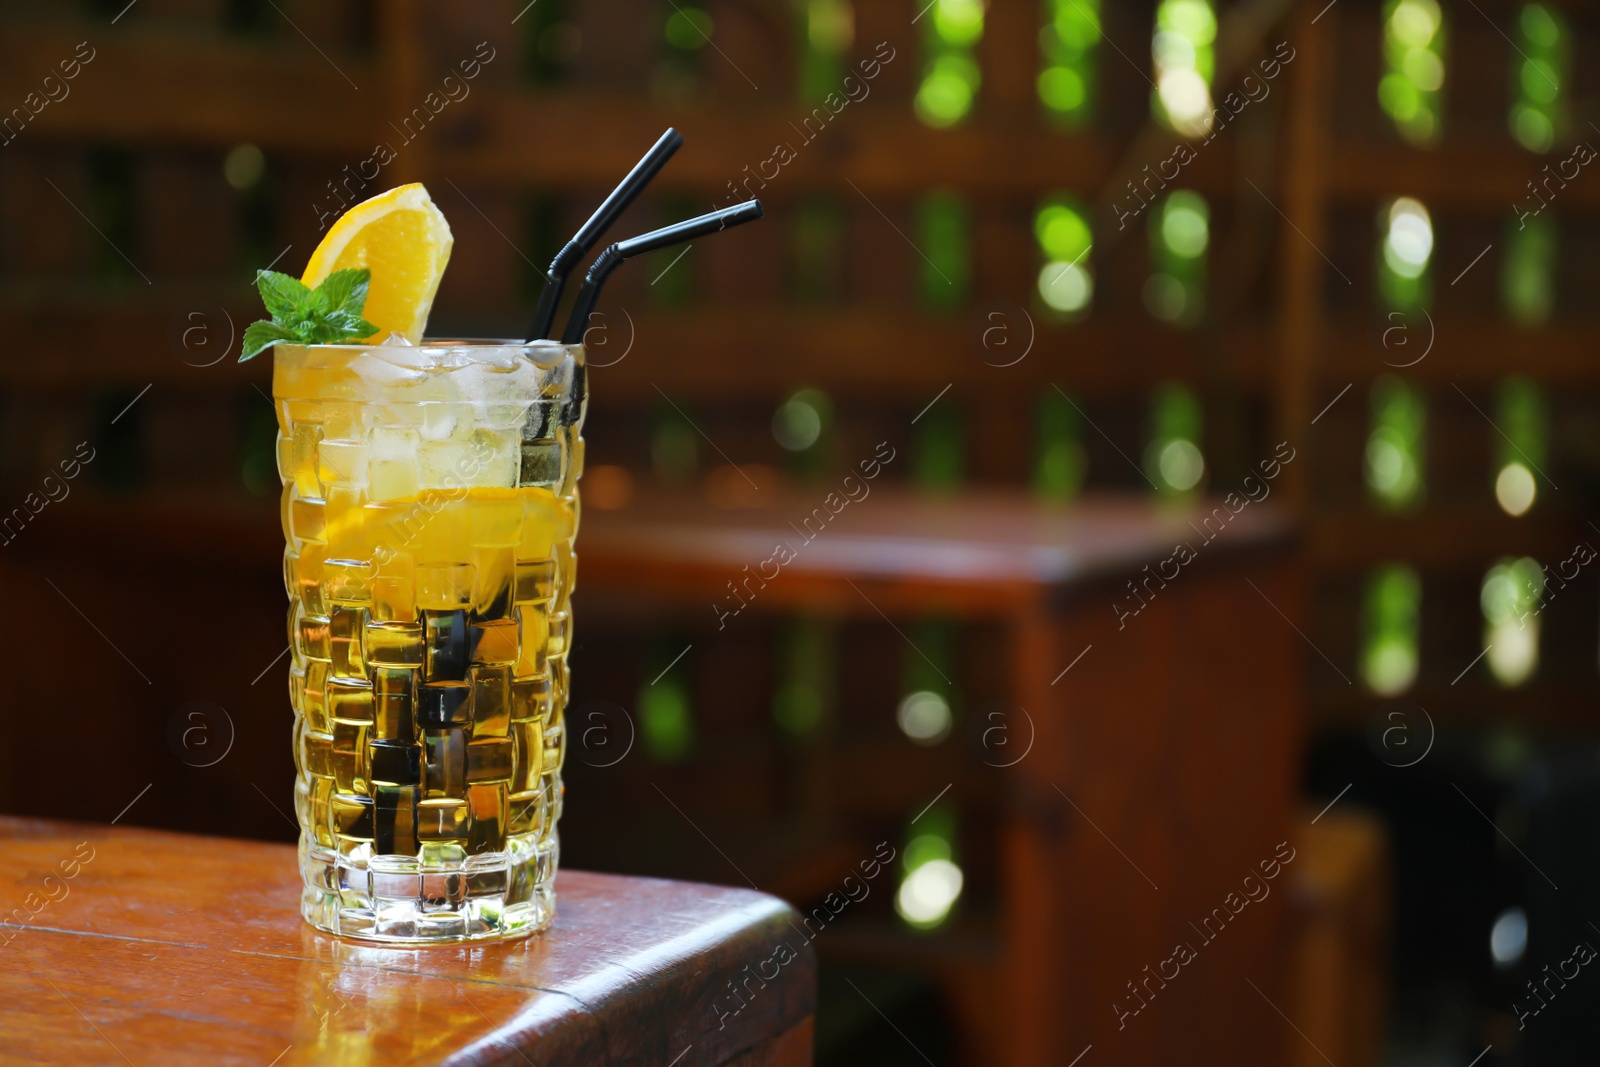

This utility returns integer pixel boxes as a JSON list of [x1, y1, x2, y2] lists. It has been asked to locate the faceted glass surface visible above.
[[275, 339, 584, 943]]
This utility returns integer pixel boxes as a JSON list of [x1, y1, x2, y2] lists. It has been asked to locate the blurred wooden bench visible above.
[[0, 816, 814, 1066]]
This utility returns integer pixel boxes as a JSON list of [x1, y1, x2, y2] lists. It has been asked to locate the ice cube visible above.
[[418, 438, 477, 489], [448, 361, 500, 407], [472, 429, 520, 488], [350, 347, 427, 390], [475, 346, 522, 371], [523, 340, 570, 369], [372, 341, 434, 374], [420, 402, 470, 441], [368, 427, 420, 500], [477, 402, 530, 431]]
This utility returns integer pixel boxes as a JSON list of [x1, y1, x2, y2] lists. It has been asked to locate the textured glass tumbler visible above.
[[274, 339, 585, 943]]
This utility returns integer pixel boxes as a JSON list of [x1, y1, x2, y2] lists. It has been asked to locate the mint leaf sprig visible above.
[[238, 268, 379, 361]]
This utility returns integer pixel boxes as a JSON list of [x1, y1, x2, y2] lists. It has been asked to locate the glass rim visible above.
[[277, 337, 582, 350], [272, 337, 585, 372]]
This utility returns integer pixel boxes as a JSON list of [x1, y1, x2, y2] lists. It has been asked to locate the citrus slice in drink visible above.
[[301, 183, 453, 344]]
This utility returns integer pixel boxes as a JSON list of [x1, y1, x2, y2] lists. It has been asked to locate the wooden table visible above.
[[581, 490, 1306, 1066], [0, 817, 815, 1066], [581, 490, 1293, 615]]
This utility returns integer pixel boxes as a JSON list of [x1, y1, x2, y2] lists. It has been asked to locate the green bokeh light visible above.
[[664, 6, 712, 50], [1362, 564, 1421, 695]]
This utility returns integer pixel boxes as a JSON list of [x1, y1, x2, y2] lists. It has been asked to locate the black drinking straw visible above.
[[525, 127, 684, 342], [559, 200, 765, 345]]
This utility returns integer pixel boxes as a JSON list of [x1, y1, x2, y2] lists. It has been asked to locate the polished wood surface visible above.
[[0, 817, 816, 1066]]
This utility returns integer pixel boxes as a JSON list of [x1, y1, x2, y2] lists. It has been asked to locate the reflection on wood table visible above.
[[0, 817, 814, 1066]]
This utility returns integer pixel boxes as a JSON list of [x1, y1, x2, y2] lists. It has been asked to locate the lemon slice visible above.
[[301, 183, 453, 344]]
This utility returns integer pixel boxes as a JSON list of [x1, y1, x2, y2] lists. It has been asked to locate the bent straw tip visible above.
[[707, 198, 763, 233]]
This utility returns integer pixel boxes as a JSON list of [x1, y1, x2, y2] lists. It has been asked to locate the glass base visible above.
[[300, 831, 558, 944]]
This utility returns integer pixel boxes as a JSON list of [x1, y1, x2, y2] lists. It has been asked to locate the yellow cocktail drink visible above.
[[276, 338, 583, 942]]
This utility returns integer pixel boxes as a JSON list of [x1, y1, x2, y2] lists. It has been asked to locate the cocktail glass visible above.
[[275, 338, 584, 943]]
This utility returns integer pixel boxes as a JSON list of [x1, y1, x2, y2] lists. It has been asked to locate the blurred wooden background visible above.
[[0, 0, 1596, 1063]]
